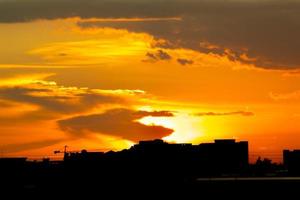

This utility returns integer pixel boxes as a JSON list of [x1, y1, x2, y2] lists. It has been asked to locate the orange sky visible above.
[[1, 1, 300, 163]]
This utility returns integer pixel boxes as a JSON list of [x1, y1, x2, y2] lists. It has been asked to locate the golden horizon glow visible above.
[[1, 16, 300, 163]]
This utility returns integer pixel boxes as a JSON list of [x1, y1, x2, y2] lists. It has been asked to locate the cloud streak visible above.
[[196, 111, 254, 117], [270, 91, 300, 101], [0, 79, 143, 115], [1, 139, 63, 153]]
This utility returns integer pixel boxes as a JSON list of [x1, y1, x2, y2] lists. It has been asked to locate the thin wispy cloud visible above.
[[196, 111, 254, 117]]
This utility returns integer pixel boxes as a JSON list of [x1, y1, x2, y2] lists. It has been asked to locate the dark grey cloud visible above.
[[144, 49, 172, 62], [1, 0, 300, 69], [135, 110, 174, 117], [78, 1, 300, 70], [156, 50, 172, 60], [177, 58, 194, 66], [0, 0, 177, 23], [196, 111, 254, 117], [58, 108, 174, 142]]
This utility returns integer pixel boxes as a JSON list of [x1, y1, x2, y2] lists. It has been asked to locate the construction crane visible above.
[[54, 145, 68, 155]]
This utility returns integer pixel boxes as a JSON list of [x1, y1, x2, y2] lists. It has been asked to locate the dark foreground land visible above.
[[2, 139, 300, 198], [2, 159, 300, 198], [3, 170, 300, 198]]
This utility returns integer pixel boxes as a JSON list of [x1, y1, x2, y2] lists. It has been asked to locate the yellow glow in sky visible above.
[[1, 17, 300, 163]]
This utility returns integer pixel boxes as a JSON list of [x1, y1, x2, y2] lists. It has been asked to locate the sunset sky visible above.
[[1, 0, 300, 162]]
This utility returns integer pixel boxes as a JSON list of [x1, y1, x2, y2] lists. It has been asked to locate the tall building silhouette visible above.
[[283, 149, 300, 175]]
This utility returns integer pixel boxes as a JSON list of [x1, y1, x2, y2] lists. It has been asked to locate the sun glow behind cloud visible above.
[[138, 112, 204, 144], [1, 8, 300, 163]]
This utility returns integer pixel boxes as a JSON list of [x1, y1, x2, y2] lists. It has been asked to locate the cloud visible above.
[[270, 91, 300, 101], [58, 108, 174, 142], [0, 0, 176, 23], [23, 0, 295, 70], [0, 75, 148, 126], [0, 100, 15, 107], [1, 139, 62, 153], [0, 79, 143, 115], [144, 49, 172, 62], [282, 70, 300, 77], [196, 111, 254, 117], [156, 50, 172, 60], [177, 58, 194, 66], [1, 0, 300, 68], [135, 110, 174, 117], [28, 36, 152, 66]]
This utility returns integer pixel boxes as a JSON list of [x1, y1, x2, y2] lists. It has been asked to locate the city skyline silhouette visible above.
[[1, 0, 300, 197], [2, 138, 300, 197]]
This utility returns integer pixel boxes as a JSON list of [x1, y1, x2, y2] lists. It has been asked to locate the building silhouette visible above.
[[3, 139, 300, 197], [63, 139, 249, 176], [283, 149, 300, 175]]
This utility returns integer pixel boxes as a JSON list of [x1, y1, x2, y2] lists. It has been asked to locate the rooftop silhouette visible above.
[[64, 139, 248, 176]]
